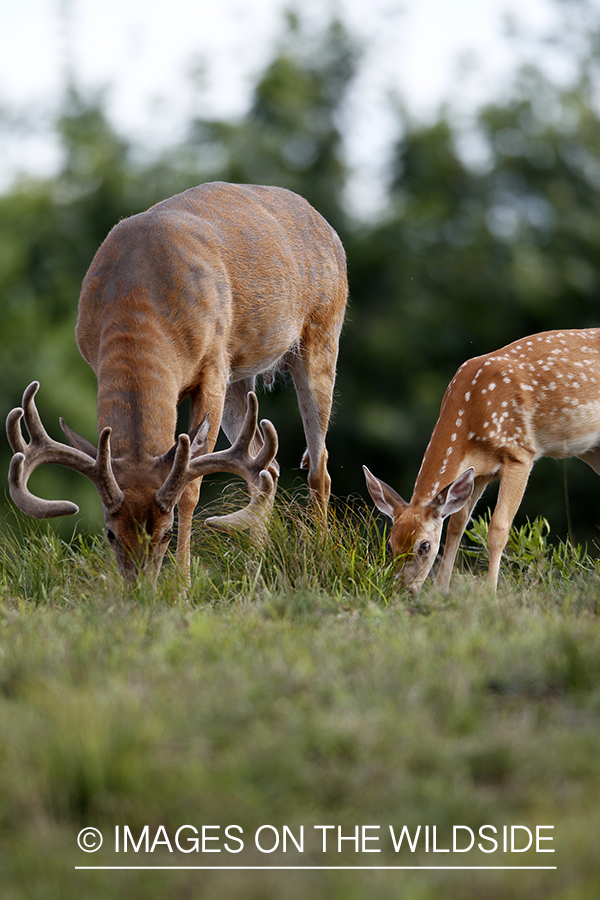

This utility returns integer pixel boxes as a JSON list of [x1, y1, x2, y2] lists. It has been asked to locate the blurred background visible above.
[[3, 0, 600, 546]]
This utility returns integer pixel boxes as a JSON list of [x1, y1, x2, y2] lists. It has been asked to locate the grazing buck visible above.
[[7, 182, 348, 581], [364, 329, 600, 593]]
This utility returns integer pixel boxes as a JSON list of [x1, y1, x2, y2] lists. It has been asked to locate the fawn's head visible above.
[[363, 466, 474, 594]]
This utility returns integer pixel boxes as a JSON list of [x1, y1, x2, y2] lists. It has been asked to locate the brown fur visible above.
[[12, 183, 348, 580]]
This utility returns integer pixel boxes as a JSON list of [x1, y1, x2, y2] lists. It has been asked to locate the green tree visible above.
[[182, 16, 357, 233], [342, 54, 600, 542], [5, 5, 600, 548], [0, 18, 359, 532]]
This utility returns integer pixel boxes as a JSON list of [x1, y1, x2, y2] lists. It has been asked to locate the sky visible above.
[[0, 0, 585, 212]]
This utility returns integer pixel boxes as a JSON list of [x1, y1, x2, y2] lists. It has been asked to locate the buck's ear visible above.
[[429, 467, 474, 518], [189, 413, 210, 460], [162, 414, 211, 465], [60, 418, 98, 460], [363, 466, 408, 519]]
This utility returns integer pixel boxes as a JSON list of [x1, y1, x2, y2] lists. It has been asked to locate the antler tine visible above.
[[201, 392, 278, 539], [21, 381, 51, 445], [154, 391, 278, 536], [6, 382, 48, 455], [188, 393, 278, 483], [155, 434, 191, 512], [187, 392, 278, 484], [96, 427, 126, 512], [6, 407, 28, 456], [6, 383, 82, 517], [204, 466, 276, 540], [7, 451, 80, 519], [254, 419, 278, 472], [5, 381, 124, 519]]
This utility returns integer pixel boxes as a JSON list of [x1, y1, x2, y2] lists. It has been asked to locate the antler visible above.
[[6, 381, 124, 519], [155, 391, 278, 539]]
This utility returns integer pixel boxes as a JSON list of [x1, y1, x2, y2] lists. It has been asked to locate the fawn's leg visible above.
[[487, 459, 533, 590], [436, 476, 490, 590]]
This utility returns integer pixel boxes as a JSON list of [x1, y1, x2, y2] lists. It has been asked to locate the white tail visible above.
[[6, 182, 347, 581], [364, 328, 600, 593]]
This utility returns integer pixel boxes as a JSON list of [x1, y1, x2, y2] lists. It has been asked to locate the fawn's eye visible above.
[[106, 528, 116, 543], [417, 541, 431, 557]]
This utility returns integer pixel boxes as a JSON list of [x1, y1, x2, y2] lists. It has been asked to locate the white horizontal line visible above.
[[75, 866, 558, 871]]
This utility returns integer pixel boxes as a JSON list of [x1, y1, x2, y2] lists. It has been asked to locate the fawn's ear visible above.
[[363, 466, 408, 519], [428, 467, 475, 518]]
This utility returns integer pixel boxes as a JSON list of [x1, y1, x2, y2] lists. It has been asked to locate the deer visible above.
[[6, 181, 348, 582], [364, 328, 600, 594]]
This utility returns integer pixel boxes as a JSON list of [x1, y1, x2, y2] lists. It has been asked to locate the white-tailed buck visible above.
[[364, 329, 600, 593], [7, 182, 348, 581]]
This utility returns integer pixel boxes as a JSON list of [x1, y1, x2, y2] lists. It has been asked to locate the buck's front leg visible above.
[[175, 479, 202, 578], [174, 374, 227, 578], [487, 459, 533, 590]]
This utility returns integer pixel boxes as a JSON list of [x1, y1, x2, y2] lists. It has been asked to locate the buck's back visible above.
[[76, 182, 347, 377]]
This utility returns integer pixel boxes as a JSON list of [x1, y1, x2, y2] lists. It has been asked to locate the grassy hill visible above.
[[1, 494, 599, 899]]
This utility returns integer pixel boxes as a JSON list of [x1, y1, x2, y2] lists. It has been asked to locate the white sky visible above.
[[0, 0, 585, 212]]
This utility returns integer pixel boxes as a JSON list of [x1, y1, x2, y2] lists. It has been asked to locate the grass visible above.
[[0, 491, 599, 899]]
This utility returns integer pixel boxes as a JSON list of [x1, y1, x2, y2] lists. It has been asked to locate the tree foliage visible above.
[[3, 9, 600, 544]]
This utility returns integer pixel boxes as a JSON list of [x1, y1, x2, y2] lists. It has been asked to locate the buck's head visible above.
[[6, 382, 211, 583], [7, 383, 277, 583], [363, 466, 474, 594], [64, 413, 214, 582], [101, 480, 177, 582]]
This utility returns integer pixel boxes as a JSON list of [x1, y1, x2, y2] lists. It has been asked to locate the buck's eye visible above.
[[417, 541, 431, 557], [106, 528, 116, 543]]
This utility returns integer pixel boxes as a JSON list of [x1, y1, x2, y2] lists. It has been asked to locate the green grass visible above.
[[1, 493, 600, 899]]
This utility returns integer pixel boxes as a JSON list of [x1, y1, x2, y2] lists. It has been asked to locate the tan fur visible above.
[[9, 182, 348, 580], [365, 329, 600, 593]]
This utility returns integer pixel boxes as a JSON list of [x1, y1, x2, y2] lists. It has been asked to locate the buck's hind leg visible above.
[[287, 325, 341, 513]]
